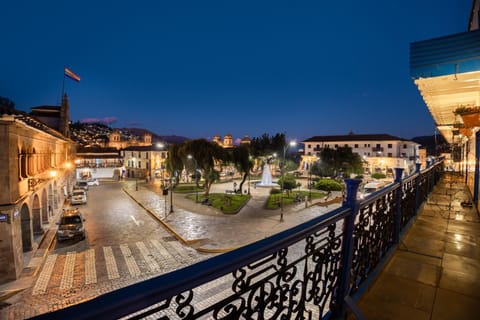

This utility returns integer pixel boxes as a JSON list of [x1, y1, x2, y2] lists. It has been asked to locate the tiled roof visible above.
[[1, 105, 66, 140], [303, 133, 410, 143], [122, 145, 166, 151]]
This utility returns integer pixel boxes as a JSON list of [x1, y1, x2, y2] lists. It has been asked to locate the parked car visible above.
[[86, 178, 99, 186], [358, 180, 388, 199], [74, 181, 89, 191], [56, 208, 86, 241], [71, 189, 87, 205]]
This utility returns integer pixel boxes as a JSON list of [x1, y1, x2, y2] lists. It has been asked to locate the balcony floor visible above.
[[354, 173, 480, 320]]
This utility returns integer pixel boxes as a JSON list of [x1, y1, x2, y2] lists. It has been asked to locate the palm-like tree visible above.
[[231, 145, 253, 194], [180, 139, 226, 196]]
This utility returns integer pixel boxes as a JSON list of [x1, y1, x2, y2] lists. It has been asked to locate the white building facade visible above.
[[301, 133, 421, 177]]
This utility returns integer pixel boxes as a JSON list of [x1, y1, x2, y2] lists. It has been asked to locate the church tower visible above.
[[143, 133, 152, 145], [223, 134, 233, 148]]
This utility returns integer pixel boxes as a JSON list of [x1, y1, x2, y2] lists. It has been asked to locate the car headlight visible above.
[[57, 230, 65, 234]]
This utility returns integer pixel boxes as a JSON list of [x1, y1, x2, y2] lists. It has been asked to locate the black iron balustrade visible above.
[[31, 161, 444, 320]]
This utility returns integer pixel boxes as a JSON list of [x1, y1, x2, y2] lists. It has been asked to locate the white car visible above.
[[71, 189, 87, 205], [86, 178, 99, 186]]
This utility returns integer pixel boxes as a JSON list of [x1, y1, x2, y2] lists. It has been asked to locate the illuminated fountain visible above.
[[256, 163, 278, 187]]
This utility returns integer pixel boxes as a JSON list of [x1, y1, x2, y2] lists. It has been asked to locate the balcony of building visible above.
[[27, 159, 479, 319]]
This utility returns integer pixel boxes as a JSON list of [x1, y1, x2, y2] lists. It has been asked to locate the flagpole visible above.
[[61, 67, 66, 101]]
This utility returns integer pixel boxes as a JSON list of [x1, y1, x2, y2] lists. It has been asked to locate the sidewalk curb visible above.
[[32, 229, 57, 278], [122, 186, 234, 254]]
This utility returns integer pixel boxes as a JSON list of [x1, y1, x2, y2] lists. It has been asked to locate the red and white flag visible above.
[[64, 67, 81, 82]]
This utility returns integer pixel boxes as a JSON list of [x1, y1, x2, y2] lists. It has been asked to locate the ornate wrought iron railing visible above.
[[31, 161, 444, 320]]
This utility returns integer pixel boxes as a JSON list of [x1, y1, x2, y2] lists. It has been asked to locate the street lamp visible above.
[[272, 153, 278, 175], [156, 142, 165, 186], [308, 164, 312, 207], [169, 172, 175, 214], [188, 155, 199, 203], [280, 140, 297, 222]]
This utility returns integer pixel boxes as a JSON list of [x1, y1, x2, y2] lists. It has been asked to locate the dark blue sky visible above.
[[2, 0, 472, 143]]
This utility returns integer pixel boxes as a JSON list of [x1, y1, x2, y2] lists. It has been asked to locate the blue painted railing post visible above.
[[394, 168, 404, 243], [334, 178, 361, 319], [426, 160, 432, 194], [415, 163, 421, 210]]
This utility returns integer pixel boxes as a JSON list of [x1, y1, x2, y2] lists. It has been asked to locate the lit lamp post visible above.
[[308, 164, 312, 206], [248, 156, 252, 195], [169, 172, 175, 214], [156, 142, 165, 186], [132, 157, 138, 191], [188, 155, 199, 203], [280, 140, 297, 222], [273, 153, 277, 175]]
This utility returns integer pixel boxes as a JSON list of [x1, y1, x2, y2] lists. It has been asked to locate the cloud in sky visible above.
[[81, 117, 118, 125], [126, 121, 141, 127]]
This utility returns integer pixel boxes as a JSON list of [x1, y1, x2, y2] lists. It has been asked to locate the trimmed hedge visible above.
[[314, 179, 344, 191]]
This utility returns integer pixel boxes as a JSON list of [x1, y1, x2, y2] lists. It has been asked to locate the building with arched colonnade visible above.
[[0, 96, 75, 284]]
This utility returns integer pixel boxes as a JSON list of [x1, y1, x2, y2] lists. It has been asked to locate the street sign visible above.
[[0, 213, 9, 223]]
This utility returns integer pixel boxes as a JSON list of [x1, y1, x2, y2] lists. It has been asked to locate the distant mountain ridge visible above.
[[69, 122, 190, 146], [123, 127, 190, 144], [411, 134, 449, 156]]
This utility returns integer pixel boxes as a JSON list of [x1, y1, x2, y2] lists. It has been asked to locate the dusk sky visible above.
[[2, 1, 472, 143]]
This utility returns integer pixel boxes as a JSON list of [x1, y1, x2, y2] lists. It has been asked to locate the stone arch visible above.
[[31, 194, 43, 235], [41, 189, 48, 223], [20, 203, 32, 252]]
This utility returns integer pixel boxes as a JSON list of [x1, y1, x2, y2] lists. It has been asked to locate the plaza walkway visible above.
[[124, 179, 340, 252]]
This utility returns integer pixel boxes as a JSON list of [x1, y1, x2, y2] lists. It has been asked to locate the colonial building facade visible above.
[[0, 97, 75, 284], [107, 130, 152, 150], [213, 134, 251, 148], [301, 133, 421, 177], [121, 144, 169, 184]]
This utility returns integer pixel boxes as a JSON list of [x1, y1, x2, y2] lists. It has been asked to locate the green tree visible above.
[[166, 144, 184, 185], [319, 146, 363, 178], [250, 133, 286, 158], [230, 145, 253, 194], [277, 174, 298, 195], [0, 96, 15, 109], [179, 139, 226, 196]]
